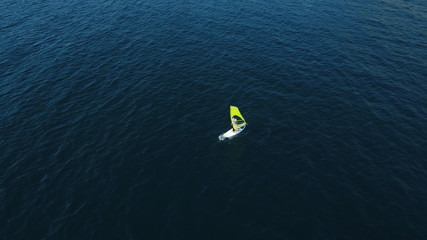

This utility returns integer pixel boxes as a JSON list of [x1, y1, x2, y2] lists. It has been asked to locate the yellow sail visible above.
[[230, 106, 246, 130]]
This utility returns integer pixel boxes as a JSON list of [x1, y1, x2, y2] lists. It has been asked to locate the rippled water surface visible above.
[[1, 0, 427, 239]]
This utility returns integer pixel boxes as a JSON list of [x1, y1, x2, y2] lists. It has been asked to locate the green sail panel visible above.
[[230, 106, 246, 130]]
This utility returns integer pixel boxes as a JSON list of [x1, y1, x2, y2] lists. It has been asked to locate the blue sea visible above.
[[1, 0, 427, 239]]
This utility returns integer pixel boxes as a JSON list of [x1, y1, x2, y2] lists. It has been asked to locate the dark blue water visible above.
[[1, 0, 427, 239]]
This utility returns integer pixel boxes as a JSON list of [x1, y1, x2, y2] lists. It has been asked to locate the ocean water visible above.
[[1, 0, 427, 239]]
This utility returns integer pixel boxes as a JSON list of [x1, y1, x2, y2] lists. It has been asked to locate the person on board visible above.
[[232, 117, 238, 131]]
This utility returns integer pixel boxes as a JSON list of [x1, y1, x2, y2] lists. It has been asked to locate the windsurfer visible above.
[[232, 117, 237, 131]]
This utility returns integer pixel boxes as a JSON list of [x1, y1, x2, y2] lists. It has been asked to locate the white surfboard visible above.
[[218, 126, 245, 140], [218, 106, 247, 141]]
